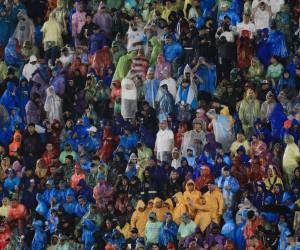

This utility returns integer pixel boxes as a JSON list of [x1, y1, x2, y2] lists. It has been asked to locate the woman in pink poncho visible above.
[[154, 53, 171, 80], [72, 2, 86, 46]]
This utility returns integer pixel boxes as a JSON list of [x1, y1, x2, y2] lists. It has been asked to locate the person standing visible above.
[[155, 116, 174, 163]]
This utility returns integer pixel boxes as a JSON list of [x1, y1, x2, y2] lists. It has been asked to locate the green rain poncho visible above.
[[149, 36, 162, 66], [112, 51, 137, 83]]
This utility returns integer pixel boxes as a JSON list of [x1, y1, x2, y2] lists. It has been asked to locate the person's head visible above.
[[148, 211, 157, 222], [208, 181, 216, 192], [247, 210, 256, 221], [243, 13, 250, 23], [187, 181, 195, 192], [193, 119, 202, 132], [10, 197, 18, 208], [75, 163, 81, 174], [246, 88, 255, 99], [46, 143, 53, 152], [27, 123, 35, 134], [159, 120, 167, 130], [154, 198, 162, 208], [78, 195, 87, 205], [222, 167, 230, 177], [236, 133, 245, 143], [270, 55, 279, 64], [86, 13, 92, 23], [165, 212, 172, 223], [259, 1, 266, 10], [284, 134, 295, 144]]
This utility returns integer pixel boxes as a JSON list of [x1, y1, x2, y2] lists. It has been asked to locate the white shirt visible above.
[[254, 8, 271, 30], [121, 77, 137, 100], [22, 62, 39, 81], [237, 22, 256, 38], [155, 129, 174, 152]]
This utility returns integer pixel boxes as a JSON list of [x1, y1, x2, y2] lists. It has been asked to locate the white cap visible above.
[[87, 126, 97, 133], [29, 55, 37, 63]]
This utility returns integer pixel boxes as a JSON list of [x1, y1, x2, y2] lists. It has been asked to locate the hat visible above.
[[158, 113, 167, 122], [147, 67, 155, 74], [130, 227, 138, 234], [196, 108, 205, 115], [206, 109, 217, 117], [87, 126, 97, 133], [29, 55, 37, 63]]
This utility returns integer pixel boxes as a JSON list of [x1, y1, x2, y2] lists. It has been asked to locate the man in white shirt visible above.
[[252, 0, 284, 15], [236, 14, 256, 38], [155, 115, 174, 163], [253, 1, 272, 31], [22, 55, 39, 81]]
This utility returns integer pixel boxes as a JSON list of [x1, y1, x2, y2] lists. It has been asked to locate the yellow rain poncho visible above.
[[173, 192, 188, 225], [151, 197, 170, 222], [131, 200, 148, 237]]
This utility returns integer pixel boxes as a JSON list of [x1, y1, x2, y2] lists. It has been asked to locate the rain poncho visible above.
[[154, 54, 171, 80], [149, 36, 162, 66], [0, 9, 11, 46], [130, 200, 148, 237], [41, 12, 63, 49], [13, 11, 35, 46], [82, 219, 98, 250], [0, 82, 16, 111], [144, 77, 160, 108], [196, 63, 217, 94], [175, 83, 197, 111], [278, 222, 290, 250], [44, 86, 63, 123], [4, 38, 24, 67], [215, 170, 240, 210], [267, 30, 288, 58], [163, 40, 183, 63], [269, 103, 287, 139], [208, 110, 234, 153], [31, 220, 47, 250], [71, 3, 86, 39], [50, 69, 66, 97], [159, 217, 178, 247], [93, 2, 112, 35], [221, 211, 236, 243], [112, 51, 136, 83]]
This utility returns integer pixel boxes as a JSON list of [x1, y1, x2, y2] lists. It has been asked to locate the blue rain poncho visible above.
[[163, 40, 183, 63], [269, 103, 287, 139], [31, 220, 47, 250], [35, 193, 49, 219], [63, 191, 78, 215], [42, 187, 58, 205], [0, 82, 17, 111], [85, 134, 101, 153], [3, 175, 20, 192], [158, 219, 178, 247], [221, 211, 236, 243], [267, 30, 288, 58], [75, 200, 89, 217], [82, 219, 98, 250], [119, 131, 139, 153], [4, 38, 24, 67], [196, 63, 217, 94], [0, 5, 12, 46], [278, 222, 290, 250], [234, 210, 247, 250]]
